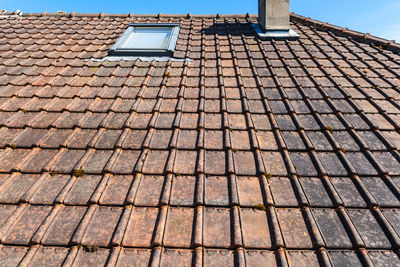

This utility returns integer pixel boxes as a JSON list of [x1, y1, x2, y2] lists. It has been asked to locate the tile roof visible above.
[[0, 11, 400, 266]]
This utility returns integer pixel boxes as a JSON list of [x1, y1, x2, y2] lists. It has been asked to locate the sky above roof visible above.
[[1, 0, 400, 42]]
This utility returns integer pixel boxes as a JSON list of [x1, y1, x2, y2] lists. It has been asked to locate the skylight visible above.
[[109, 24, 180, 56]]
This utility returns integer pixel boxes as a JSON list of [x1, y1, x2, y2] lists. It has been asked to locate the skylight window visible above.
[[109, 24, 180, 56]]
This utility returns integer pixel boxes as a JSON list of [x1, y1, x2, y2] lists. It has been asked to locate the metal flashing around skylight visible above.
[[109, 23, 180, 57]]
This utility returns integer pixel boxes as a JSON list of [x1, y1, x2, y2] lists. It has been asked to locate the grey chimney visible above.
[[253, 0, 299, 39]]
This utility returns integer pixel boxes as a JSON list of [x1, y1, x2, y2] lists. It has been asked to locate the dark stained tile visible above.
[[358, 131, 387, 150], [106, 150, 141, 174], [174, 150, 197, 175], [134, 175, 165, 206], [261, 152, 287, 176], [240, 208, 273, 248], [115, 248, 152, 267], [277, 209, 314, 248], [0, 246, 28, 266], [205, 114, 222, 130], [93, 130, 122, 149], [177, 130, 198, 150], [64, 175, 102, 205], [306, 131, 333, 151], [205, 130, 224, 150], [382, 131, 400, 149], [233, 151, 258, 175], [3, 205, 52, 245], [361, 177, 399, 207], [150, 130, 173, 149], [281, 131, 306, 150], [65, 129, 97, 149], [270, 177, 299, 206], [30, 174, 71, 204], [320, 114, 346, 130], [345, 152, 379, 176], [204, 208, 232, 248], [299, 178, 333, 207], [290, 152, 318, 177], [229, 114, 248, 130], [347, 209, 392, 249], [49, 149, 86, 173], [275, 115, 296, 131], [330, 178, 367, 208], [170, 176, 196, 206], [72, 248, 110, 267], [81, 206, 123, 247], [369, 251, 400, 267], [205, 176, 230, 206], [297, 115, 321, 130], [245, 250, 279, 267], [373, 152, 400, 175], [251, 114, 271, 130], [123, 207, 159, 247], [287, 251, 321, 267], [382, 209, 400, 237], [328, 251, 363, 266], [0, 149, 31, 172], [230, 131, 251, 150], [0, 173, 39, 204], [120, 130, 147, 149], [317, 152, 349, 176], [203, 249, 235, 267], [42, 206, 87, 246], [237, 177, 264, 206], [142, 150, 169, 174], [99, 175, 133, 205], [78, 150, 113, 174], [163, 207, 195, 248], [205, 151, 226, 175], [256, 131, 278, 150], [20, 149, 58, 173], [159, 249, 195, 267], [29, 247, 69, 267], [312, 209, 353, 248]]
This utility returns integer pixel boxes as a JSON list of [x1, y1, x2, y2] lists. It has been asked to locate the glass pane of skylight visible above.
[[121, 27, 172, 50]]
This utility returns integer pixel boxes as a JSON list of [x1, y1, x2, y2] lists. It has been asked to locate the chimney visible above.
[[253, 0, 299, 39]]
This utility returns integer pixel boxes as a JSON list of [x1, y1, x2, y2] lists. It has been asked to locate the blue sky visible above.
[[1, 0, 400, 42]]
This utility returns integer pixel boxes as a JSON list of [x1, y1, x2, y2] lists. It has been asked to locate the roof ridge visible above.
[[8, 10, 400, 53], [0, 9, 23, 17], [22, 12, 257, 19], [291, 13, 400, 54]]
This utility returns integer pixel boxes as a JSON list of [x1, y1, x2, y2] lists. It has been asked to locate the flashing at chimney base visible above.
[[252, 23, 299, 40]]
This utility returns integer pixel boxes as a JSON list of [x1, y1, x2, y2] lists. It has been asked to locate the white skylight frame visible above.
[[109, 23, 180, 56]]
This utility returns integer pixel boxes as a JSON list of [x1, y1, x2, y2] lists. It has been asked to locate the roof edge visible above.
[[291, 13, 400, 54]]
